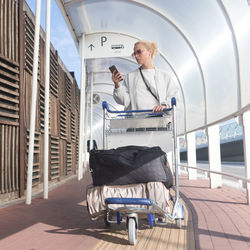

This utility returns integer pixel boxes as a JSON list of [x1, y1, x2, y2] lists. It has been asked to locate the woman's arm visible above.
[[113, 74, 131, 109]]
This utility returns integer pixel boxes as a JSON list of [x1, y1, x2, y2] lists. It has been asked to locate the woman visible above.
[[112, 40, 178, 113]]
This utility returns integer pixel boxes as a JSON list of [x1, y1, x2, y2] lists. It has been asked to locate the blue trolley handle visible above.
[[102, 97, 177, 149], [102, 97, 176, 113]]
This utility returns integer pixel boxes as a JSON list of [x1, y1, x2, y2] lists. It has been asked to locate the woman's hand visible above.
[[112, 71, 123, 88], [152, 104, 166, 113]]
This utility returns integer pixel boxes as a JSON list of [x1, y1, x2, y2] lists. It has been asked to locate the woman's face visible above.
[[133, 43, 152, 65]]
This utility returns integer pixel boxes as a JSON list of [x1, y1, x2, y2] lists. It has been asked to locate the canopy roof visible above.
[[56, 0, 250, 135]]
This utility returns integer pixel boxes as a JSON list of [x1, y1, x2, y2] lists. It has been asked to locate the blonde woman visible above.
[[112, 40, 178, 113]]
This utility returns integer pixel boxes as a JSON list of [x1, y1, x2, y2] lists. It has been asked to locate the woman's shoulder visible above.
[[156, 68, 170, 74]]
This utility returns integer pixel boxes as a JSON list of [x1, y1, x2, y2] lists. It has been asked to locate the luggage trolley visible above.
[[101, 97, 184, 245]]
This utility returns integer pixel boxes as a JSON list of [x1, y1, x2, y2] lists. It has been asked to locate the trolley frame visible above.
[[101, 97, 184, 245]]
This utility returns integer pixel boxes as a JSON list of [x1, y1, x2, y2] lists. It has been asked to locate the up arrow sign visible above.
[[88, 44, 95, 51]]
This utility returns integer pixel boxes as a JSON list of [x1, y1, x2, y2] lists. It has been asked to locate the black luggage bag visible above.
[[89, 145, 173, 188]]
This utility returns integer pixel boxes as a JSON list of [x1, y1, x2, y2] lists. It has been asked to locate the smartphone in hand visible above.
[[109, 65, 118, 74], [109, 65, 123, 81]]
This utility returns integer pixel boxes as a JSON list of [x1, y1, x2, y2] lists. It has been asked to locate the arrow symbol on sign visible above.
[[88, 44, 95, 51]]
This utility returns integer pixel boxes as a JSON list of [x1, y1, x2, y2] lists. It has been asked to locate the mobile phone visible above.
[[109, 65, 118, 74], [109, 65, 123, 82]]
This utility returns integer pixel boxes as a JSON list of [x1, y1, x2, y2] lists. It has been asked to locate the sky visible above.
[[25, 0, 81, 85]]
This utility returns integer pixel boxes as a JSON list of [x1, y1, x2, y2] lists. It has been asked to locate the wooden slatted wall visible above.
[[24, 13, 40, 79], [0, 0, 20, 198], [1, 1, 80, 202]]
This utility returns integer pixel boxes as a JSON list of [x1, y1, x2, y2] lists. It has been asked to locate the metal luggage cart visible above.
[[101, 97, 184, 245]]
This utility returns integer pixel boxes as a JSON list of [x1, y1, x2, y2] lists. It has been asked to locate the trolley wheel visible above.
[[128, 217, 137, 245], [176, 218, 182, 228], [104, 212, 111, 227]]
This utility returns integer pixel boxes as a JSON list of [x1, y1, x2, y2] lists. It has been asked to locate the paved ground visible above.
[[179, 175, 250, 250], [0, 172, 250, 250], [0, 172, 107, 250]]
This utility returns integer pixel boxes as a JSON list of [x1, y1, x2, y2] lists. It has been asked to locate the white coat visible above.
[[113, 68, 179, 110]]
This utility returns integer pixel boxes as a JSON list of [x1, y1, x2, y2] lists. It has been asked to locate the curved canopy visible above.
[[56, 0, 250, 137]]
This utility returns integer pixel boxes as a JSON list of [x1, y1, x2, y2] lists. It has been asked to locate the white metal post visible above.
[[26, 0, 41, 205], [242, 111, 250, 205], [43, 0, 51, 200], [177, 136, 181, 173], [90, 72, 94, 150], [78, 34, 86, 180], [84, 92, 89, 169], [187, 132, 197, 180], [207, 124, 222, 188]]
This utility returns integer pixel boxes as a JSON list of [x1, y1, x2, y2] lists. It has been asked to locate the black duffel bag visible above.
[[89, 145, 173, 188]]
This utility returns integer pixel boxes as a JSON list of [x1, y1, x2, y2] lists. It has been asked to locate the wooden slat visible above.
[[0, 53, 19, 66], [0, 68, 19, 81], [0, 86, 19, 96], [0, 61, 19, 73], [0, 120, 19, 126], [0, 1, 18, 62], [0, 102, 19, 111], [0, 112, 19, 119], [3, 1, 7, 57], [1, 125, 5, 193], [7, 1, 11, 59], [11, 0, 14, 61], [11, 126, 15, 192], [0, 94, 19, 104], [15, 126, 19, 191], [0, 77, 19, 88], [0, 1, 4, 56], [4, 125, 7, 193]]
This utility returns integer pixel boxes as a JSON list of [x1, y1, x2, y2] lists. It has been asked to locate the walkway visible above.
[[0, 172, 249, 249], [179, 175, 250, 250]]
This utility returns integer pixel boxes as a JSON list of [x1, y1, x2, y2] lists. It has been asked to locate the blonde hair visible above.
[[134, 40, 158, 58]]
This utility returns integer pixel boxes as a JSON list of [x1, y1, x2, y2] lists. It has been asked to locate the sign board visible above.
[[85, 33, 138, 59]]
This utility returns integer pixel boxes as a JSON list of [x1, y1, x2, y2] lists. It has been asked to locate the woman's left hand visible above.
[[152, 105, 166, 113]]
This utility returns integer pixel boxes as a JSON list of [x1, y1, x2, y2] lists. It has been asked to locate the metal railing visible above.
[[178, 163, 250, 183]]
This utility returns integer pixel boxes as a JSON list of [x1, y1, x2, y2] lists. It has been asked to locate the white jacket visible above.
[[113, 68, 179, 110]]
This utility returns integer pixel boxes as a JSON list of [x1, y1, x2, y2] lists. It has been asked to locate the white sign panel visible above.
[[85, 33, 138, 59]]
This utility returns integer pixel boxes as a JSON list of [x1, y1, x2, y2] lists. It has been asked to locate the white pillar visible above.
[[90, 73, 94, 150], [187, 132, 197, 180], [207, 124, 222, 188], [84, 92, 89, 169], [26, 0, 41, 205], [43, 0, 51, 200], [177, 136, 181, 173], [242, 111, 250, 205], [78, 34, 86, 180]]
